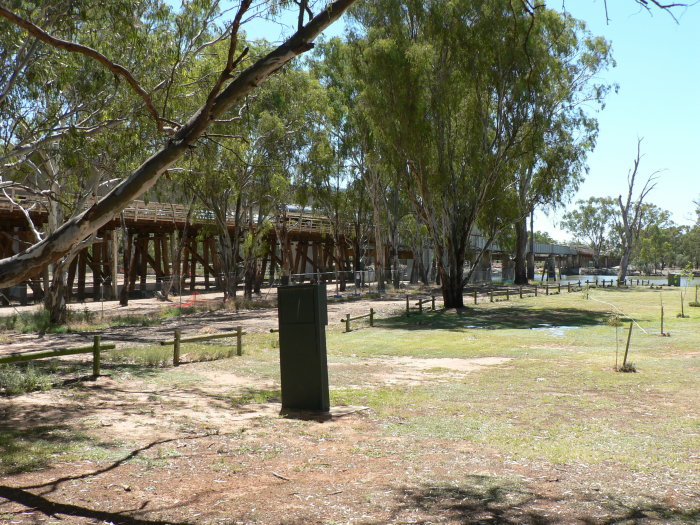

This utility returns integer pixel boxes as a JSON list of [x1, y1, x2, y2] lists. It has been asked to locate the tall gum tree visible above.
[[352, 0, 607, 307], [0, 0, 358, 289]]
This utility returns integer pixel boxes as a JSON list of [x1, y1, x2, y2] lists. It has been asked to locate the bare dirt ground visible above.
[[1, 292, 697, 524], [0, 290, 410, 354]]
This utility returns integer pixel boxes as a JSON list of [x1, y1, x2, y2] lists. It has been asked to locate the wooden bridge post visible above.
[[189, 237, 197, 291], [77, 248, 87, 302], [111, 230, 119, 299]]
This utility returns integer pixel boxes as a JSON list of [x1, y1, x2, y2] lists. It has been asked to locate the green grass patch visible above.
[[325, 288, 699, 473], [0, 363, 54, 396], [110, 341, 234, 367], [0, 425, 97, 475], [230, 388, 281, 407]]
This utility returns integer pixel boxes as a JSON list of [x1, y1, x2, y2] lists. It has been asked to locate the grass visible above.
[[0, 425, 120, 475], [0, 363, 54, 396], [110, 341, 235, 367], [325, 288, 699, 473]]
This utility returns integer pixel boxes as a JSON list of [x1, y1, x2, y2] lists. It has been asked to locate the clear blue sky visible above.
[[236, 1, 700, 240]]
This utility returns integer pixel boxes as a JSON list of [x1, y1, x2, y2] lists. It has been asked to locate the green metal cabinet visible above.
[[277, 284, 330, 412]]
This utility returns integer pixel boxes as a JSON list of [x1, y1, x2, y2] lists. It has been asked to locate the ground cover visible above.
[[0, 287, 697, 524]]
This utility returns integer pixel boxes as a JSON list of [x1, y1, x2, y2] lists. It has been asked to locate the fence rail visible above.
[[0, 336, 114, 376], [159, 327, 246, 365], [341, 309, 375, 332]]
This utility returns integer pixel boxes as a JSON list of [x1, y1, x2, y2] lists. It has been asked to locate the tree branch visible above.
[[0, 6, 168, 132], [0, 0, 357, 288]]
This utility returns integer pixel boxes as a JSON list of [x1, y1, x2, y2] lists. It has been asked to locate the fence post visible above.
[[567, 282, 571, 293], [173, 328, 181, 366], [545, 284, 549, 296], [370, 308, 374, 327], [489, 290, 494, 303], [506, 289, 510, 301], [431, 295, 435, 310], [345, 313, 351, 333], [558, 283, 561, 294], [473, 291, 478, 305], [622, 322, 633, 368], [535, 285, 538, 297], [519, 286, 523, 299], [92, 335, 101, 377], [418, 300, 423, 314], [406, 295, 410, 316], [236, 326, 243, 356]]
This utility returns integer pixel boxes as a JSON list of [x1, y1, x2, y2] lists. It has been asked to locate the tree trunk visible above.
[[527, 211, 535, 280], [119, 231, 133, 306], [439, 247, 465, 308], [617, 237, 632, 283], [440, 264, 464, 308], [45, 275, 67, 325], [372, 206, 385, 292], [514, 216, 528, 285]]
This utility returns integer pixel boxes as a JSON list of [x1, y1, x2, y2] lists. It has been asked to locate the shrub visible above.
[[0, 364, 53, 396], [616, 362, 637, 373]]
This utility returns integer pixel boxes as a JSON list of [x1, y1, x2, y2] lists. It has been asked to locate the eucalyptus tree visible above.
[[310, 38, 383, 289], [496, 11, 613, 285], [561, 197, 616, 268], [0, 0, 180, 321], [351, 0, 607, 307], [0, 0, 358, 290]]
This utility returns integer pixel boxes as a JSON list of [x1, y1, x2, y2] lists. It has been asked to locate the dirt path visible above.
[[0, 290, 416, 354]]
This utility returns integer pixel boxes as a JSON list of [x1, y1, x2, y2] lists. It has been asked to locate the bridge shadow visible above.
[[376, 305, 609, 332]]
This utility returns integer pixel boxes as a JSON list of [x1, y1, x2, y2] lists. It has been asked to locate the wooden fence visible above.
[[160, 327, 246, 365], [0, 336, 114, 376]]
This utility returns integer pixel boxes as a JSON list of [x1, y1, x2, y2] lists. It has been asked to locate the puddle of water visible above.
[[529, 325, 580, 336], [464, 322, 580, 336]]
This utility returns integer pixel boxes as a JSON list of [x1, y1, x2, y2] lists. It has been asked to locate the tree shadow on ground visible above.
[[0, 486, 191, 525], [376, 305, 610, 332], [0, 437, 198, 524], [387, 479, 700, 524]]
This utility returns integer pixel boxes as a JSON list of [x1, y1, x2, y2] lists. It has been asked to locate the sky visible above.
[[536, 1, 700, 240], [239, 1, 700, 241]]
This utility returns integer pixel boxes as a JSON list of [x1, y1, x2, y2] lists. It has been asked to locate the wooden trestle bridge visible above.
[[0, 191, 382, 304], [0, 191, 594, 305]]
